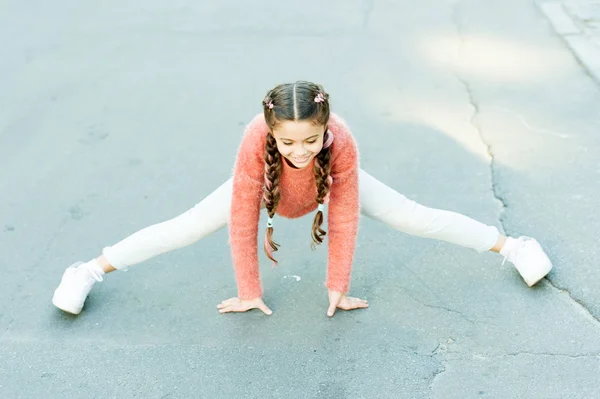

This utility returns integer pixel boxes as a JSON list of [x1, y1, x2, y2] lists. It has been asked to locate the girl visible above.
[[52, 81, 553, 318]]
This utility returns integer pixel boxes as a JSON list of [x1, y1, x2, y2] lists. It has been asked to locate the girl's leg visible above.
[[53, 178, 234, 314], [358, 169, 500, 252], [102, 178, 233, 270], [358, 169, 552, 286]]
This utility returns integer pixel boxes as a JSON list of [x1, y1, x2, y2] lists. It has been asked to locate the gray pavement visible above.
[[1, 1, 599, 398], [563, 0, 600, 41], [539, 0, 600, 81]]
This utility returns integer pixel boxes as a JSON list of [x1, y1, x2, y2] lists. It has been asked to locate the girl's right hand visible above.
[[217, 297, 273, 315]]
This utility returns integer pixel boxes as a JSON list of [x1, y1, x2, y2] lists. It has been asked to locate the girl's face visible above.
[[271, 120, 326, 169]]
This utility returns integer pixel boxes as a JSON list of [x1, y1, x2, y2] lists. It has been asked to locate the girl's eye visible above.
[[306, 140, 317, 144], [282, 142, 293, 146]]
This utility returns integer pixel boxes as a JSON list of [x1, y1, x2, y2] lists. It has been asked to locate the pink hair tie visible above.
[[265, 100, 274, 109], [314, 92, 326, 103], [323, 130, 334, 148]]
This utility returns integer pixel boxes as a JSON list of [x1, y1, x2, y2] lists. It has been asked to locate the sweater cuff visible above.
[[325, 279, 349, 294], [237, 283, 263, 300]]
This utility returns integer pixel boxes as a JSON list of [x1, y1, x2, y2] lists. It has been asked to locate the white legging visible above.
[[103, 169, 500, 269]]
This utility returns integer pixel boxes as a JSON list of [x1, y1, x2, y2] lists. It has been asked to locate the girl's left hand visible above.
[[327, 289, 369, 317]]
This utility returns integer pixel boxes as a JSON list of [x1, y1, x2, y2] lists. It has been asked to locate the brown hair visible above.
[[261, 81, 332, 264]]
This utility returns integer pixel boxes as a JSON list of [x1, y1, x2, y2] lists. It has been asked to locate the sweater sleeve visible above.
[[229, 116, 266, 300], [325, 131, 360, 293]]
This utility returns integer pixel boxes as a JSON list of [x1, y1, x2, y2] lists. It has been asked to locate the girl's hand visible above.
[[327, 289, 369, 317], [217, 297, 273, 315]]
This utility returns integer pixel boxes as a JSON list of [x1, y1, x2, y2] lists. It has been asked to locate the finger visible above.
[[327, 302, 337, 317], [219, 305, 249, 314], [217, 297, 237, 307], [217, 302, 231, 309], [257, 303, 273, 315], [345, 296, 366, 301], [338, 298, 369, 310], [352, 298, 369, 306], [347, 297, 368, 305]]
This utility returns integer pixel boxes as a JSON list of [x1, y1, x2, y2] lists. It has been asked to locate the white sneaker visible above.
[[52, 261, 104, 315], [501, 236, 553, 287]]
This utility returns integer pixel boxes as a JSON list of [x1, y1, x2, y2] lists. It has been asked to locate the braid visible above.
[[311, 133, 332, 248], [263, 133, 282, 264]]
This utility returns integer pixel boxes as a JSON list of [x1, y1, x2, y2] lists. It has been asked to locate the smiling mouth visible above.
[[291, 155, 310, 163]]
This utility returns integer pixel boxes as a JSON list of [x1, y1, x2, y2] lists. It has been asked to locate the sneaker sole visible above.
[[52, 289, 84, 315], [523, 262, 553, 287]]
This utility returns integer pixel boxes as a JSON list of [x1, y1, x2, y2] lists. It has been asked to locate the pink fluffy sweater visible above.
[[229, 112, 360, 299]]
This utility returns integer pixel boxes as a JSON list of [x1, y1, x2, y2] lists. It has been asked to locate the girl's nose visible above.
[[292, 146, 308, 155]]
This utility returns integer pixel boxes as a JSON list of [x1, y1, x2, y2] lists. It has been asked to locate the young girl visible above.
[[52, 81, 553, 318]]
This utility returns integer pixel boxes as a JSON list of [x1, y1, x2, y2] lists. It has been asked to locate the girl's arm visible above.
[[326, 134, 360, 294], [229, 117, 266, 300]]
